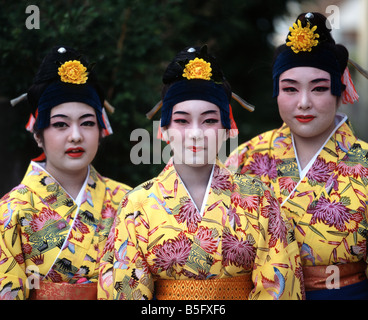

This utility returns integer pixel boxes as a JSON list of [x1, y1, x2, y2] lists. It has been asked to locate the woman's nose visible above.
[[187, 125, 203, 140], [69, 124, 83, 143], [297, 91, 312, 110]]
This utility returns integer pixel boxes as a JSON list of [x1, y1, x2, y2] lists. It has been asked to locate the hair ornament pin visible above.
[[10, 93, 27, 107], [305, 12, 314, 21], [58, 47, 66, 54]]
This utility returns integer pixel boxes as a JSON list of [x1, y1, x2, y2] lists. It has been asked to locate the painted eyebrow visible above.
[[172, 110, 219, 115], [280, 78, 297, 84], [201, 110, 219, 115], [311, 78, 330, 83], [280, 78, 330, 84], [172, 111, 189, 115], [50, 113, 96, 119]]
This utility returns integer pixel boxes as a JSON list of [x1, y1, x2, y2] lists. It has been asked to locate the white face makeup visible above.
[[35, 102, 100, 178], [162, 100, 227, 167], [277, 67, 339, 144]]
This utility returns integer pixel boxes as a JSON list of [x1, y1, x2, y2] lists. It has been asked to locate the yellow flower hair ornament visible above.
[[286, 19, 319, 54], [182, 58, 212, 80], [58, 60, 88, 84]]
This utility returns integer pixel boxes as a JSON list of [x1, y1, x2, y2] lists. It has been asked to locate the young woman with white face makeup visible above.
[[98, 45, 303, 300], [226, 12, 368, 299], [0, 46, 131, 300]]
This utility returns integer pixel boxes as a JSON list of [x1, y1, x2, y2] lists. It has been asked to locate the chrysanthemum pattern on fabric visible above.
[[225, 120, 368, 267], [98, 159, 304, 300], [0, 163, 131, 300]]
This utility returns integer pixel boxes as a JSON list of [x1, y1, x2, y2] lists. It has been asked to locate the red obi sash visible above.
[[29, 281, 97, 300], [303, 260, 367, 291]]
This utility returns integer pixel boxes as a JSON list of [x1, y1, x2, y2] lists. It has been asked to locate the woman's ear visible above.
[[33, 133, 43, 149]]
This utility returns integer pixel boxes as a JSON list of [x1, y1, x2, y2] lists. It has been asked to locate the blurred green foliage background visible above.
[[0, 0, 298, 194]]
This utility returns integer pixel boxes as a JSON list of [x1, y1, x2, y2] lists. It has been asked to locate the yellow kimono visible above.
[[226, 114, 368, 297], [0, 161, 131, 300], [98, 158, 303, 300]]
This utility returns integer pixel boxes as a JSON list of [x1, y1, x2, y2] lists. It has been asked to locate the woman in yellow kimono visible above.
[[0, 46, 131, 300], [226, 12, 368, 299], [98, 45, 303, 300]]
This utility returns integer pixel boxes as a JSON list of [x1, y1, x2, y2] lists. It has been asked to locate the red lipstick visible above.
[[189, 146, 203, 153], [66, 147, 85, 158], [295, 115, 315, 123]]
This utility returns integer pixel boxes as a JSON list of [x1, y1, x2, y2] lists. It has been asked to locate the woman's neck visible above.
[[292, 128, 334, 171], [174, 163, 214, 210], [293, 136, 322, 170]]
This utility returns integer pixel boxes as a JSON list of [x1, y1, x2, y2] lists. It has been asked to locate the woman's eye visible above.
[[204, 118, 219, 124], [82, 121, 97, 127], [51, 122, 68, 128], [282, 87, 297, 93], [313, 86, 329, 92], [173, 119, 187, 124]]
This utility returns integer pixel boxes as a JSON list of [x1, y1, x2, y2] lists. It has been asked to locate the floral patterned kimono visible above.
[[0, 161, 131, 300], [226, 113, 368, 298], [98, 158, 303, 300]]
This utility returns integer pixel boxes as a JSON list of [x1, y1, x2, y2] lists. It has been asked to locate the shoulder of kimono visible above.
[[124, 177, 158, 199], [89, 166, 132, 194], [232, 126, 286, 154], [103, 177, 132, 193], [0, 184, 33, 204]]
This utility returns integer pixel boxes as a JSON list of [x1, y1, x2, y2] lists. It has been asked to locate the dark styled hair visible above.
[[161, 45, 232, 101], [272, 12, 349, 97]]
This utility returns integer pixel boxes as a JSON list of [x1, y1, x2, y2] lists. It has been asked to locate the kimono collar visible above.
[[26, 161, 91, 206], [291, 112, 348, 178]]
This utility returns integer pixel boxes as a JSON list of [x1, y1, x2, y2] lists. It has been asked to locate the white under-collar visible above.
[[175, 164, 215, 217], [292, 112, 347, 180], [281, 112, 347, 207]]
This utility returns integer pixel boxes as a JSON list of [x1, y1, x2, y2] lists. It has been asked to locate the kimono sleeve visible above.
[[97, 211, 118, 300], [224, 142, 250, 173], [249, 189, 304, 300], [0, 197, 29, 300], [97, 180, 132, 300], [99, 192, 154, 300]]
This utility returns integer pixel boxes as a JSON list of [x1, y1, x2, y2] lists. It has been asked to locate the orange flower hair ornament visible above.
[[58, 60, 88, 84], [182, 58, 212, 80]]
